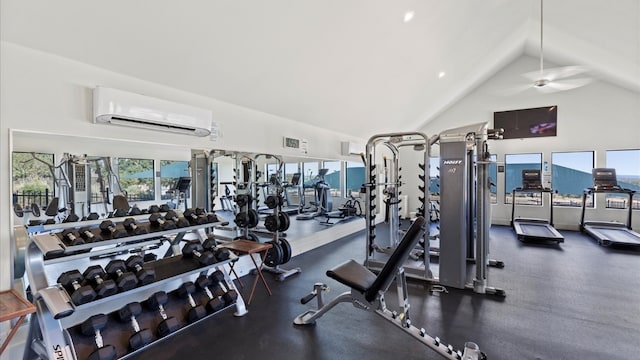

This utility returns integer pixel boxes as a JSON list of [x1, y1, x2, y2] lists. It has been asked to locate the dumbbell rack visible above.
[[23, 220, 247, 360]]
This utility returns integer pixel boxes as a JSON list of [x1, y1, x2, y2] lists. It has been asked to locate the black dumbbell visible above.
[[83, 265, 118, 298], [112, 208, 128, 218], [63, 213, 80, 223], [57, 270, 96, 305], [182, 241, 215, 266], [61, 229, 85, 246], [195, 275, 225, 312], [116, 302, 153, 351], [209, 270, 238, 305], [202, 237, 231, 262], [146, 291, 179, 337], [129, 206, 143, 216], [159, 204, 171, 212], [87, 212, 100, 220], [148, 214, 177, 231], [99, 220, 128, 238], [105, 260, 138, 292], [78, 227, 103, 242], [125, 255, 156, 285], [177, 281, 207, 323], [123, 217, 148, 235], [80, 314, 116, 360], [207, 213, 219, 223], [175, 217, 191, 228], [183, 209, 209, 225], [148, 205, 161, 214]]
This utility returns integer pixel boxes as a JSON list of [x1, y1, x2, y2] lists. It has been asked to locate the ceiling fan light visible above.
[[534, 79, 549, 87]]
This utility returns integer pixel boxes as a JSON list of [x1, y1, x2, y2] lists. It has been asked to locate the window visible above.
[[323, 161, 342, 197], [429, 157, 440, 195], [283, 162, 299, 184], [12, 152, 55, 210], [160, 160, 190, 200], [346, 161, 365, 198], [302, 161, 319, 184], [265, 163, 279, 183], [117, 158, 155, 202], [505, 153, 542, 205], [606, 150, 640, 210], [552, 152, 594, 207]]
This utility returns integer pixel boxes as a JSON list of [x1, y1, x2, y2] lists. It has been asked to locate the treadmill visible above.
[[510, 169, 564, 243], [580, 168, 640, 247]]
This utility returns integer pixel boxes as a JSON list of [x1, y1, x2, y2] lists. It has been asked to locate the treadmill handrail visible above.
[[580, 187, 635, 231]]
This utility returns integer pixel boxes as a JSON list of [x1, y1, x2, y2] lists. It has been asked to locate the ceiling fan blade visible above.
[[522, 65, 589, 82], [546, 77, 593, 91]]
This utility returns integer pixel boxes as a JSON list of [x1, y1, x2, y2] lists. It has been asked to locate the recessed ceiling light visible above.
[[403, 11, 415, 23], [438, 71, 446, 78]]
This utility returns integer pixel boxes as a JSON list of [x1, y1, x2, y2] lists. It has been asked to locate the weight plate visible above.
[[264, 241, 283, 267], [265, 195, 278, 209], [264, 215, 280, 232], [278, 212, 290, 232], [247, 209, 259, 228], [30, 203, 41, 217], [280, 238, 292, 264], [247, 233, 259, 242], [13, 203, 24, 217], [234, 212, 248, 227]]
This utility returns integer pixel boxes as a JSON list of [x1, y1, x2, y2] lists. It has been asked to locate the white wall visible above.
[[404, 55, 640, 231], [0, 41, 366, 290]]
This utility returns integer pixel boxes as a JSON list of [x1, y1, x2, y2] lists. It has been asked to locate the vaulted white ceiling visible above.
[[1, 0, 638, 137]]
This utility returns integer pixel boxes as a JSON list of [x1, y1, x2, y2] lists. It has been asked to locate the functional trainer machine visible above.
[[294, 217, 486, 360], [363, 124, 504, 296], [510, 169, 564, 243], [580, 168, 640, 247]]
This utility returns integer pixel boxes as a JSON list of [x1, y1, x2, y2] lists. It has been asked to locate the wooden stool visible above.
[[0, 289, 36, 355], [221, 240, 273, 304]]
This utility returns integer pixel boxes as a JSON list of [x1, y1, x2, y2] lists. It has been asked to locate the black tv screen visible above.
[[494, 105, 557, 139]]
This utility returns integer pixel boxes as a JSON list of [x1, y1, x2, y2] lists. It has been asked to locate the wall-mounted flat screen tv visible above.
[[493, 105, 557, 139]]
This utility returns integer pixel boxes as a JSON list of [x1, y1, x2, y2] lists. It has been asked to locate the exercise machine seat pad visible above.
[[326, 260, 377, 293]]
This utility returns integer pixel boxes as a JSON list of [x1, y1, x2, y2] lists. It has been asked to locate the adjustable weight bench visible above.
[[293, 216, 486, 360]]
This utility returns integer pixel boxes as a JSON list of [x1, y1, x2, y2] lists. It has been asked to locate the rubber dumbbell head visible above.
[[63, 213, 80, 223], [116, 302, 153, 351], [123, 217, 148, 235], [177, 281, 207, 323], [209, 270, 238, 305], [112, 208, 128, 218], [125, 255, 156, 285], [105, 260, 139, 292], [83, 265, 118, 298], [146, 291, 179, 337], [81, 314, 116, 360], [183, 209, 208, 225], [61, 229, 85, 246], [182, 241, 215, 266], [57, 270, 96, 305], [202, 238, 231, 262], [195, 275, 225, 312], [129, 206, 143, 216], [148, 214, 177, 231], [99, 220, 127, 238], [148, 205, 161, 214], [86, 212, 100, 220]]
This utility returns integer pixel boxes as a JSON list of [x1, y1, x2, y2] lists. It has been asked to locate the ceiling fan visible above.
[[509, 0, 592, 94]]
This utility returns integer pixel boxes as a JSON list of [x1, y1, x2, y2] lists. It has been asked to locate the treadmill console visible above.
[[592, 168, 620, 191], [522, 169, 543, 190]]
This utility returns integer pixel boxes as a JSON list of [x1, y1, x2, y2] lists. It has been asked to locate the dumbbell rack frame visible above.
[[23, 220, 247, 360]]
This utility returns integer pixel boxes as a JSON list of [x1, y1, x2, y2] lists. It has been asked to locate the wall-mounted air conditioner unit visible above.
[[93, 86, 212, 137], [341, 141, 364, 156]]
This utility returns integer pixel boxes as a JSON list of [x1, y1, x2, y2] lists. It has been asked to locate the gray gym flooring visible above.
[[129, 225, 640, 360]]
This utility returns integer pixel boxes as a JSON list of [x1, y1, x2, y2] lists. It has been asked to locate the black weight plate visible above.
[[235, 212, 248, 227], [280, 238, 292, 264], [30, 203, 41, 217], [265, 195, 278, 209], [13, 204, 24, 217], [247, 233, 259, 242], [264, 215, 280, 232], [264, 241, 283, 267], [278, 212, 290, 232], [247, 209, 259, 228]]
